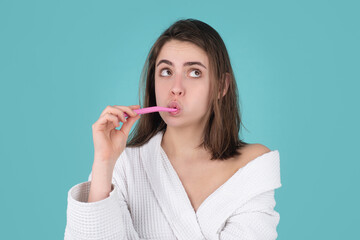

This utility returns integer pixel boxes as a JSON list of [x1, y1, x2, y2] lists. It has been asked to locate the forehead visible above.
[[156, 40, 209, 66]]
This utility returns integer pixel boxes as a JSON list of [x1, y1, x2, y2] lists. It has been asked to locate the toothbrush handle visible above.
[[123, 106, 176, 118]]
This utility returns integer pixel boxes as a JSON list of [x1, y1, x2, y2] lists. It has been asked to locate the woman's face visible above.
[[155, 39, 211, 128]]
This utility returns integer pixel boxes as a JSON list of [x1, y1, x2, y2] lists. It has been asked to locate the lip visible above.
[[167, 101, 182, 115]]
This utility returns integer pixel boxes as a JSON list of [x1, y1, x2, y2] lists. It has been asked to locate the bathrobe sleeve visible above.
[[218, 189, 280, 240], [64, 163, 142, 239], [64, 181, 142, 240]]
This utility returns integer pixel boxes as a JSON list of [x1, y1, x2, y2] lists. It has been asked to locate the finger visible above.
[[96, 113, 121, 128], [100, 106, 127, 122], [100, 105, 139, 120], [100, 105, 116, 117], [129, 105, 141, 109], [119, 114, 140, 136], [113, 105, 139, 118]]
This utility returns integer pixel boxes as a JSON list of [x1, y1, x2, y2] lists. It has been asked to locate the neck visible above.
[[161, 127, 211, 163]]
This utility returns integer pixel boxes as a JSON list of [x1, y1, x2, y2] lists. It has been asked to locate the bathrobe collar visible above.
[[139, 131, 281, 239]]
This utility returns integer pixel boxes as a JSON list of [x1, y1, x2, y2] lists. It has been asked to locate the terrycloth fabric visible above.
[[65, 131, 282, 240]]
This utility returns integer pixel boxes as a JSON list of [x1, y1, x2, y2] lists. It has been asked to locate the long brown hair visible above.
[[126, 18, 249, 160]]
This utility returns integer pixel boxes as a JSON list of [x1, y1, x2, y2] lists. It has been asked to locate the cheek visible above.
[[194, 82, 210, 98], [155, 78, 161, 91], [202, 86, 212, 109], [155, 80, 167, 102], [190, 86, 211, 110]]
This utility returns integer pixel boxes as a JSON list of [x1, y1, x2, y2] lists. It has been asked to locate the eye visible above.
[[189, 69, 202, 78], [160, 68, 171, 77]]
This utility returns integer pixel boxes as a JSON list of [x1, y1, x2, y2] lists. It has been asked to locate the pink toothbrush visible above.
[[123, 106, 177, 118]]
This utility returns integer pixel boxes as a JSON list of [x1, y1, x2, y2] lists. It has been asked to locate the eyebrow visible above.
[[156, 59, 207, 69]]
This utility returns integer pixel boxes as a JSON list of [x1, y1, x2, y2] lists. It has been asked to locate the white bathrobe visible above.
[[64, 131, 282, 240]]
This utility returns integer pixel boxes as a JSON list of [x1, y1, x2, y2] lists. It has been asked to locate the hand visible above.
[[91, 105, 141, 168]]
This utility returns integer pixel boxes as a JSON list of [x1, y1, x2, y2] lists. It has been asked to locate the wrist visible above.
[[91, 162, 114, 183], [92, 157, 115, 171]]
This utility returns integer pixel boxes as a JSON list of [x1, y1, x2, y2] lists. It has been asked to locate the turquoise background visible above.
[[1, 0, 359, 239]]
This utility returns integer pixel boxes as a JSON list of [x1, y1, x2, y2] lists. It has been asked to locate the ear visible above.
[[218, 73, 230, 99]]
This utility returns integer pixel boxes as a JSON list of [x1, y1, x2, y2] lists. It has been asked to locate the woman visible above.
[[65, 19, 281, 240]]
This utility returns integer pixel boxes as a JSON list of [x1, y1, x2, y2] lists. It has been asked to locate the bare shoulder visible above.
[[247, 143, 271, 157], [234, 143, 272, 168]]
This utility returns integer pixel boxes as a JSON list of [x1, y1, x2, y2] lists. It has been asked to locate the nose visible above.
[[171, 75, 185, 96], [171, 88, 184, 96]]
